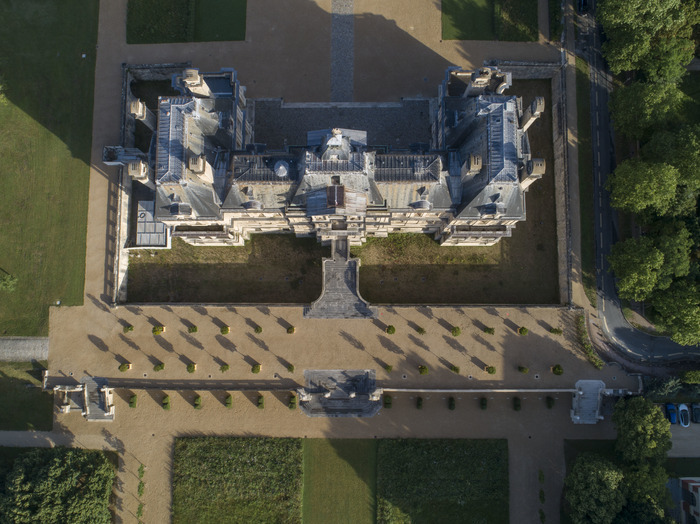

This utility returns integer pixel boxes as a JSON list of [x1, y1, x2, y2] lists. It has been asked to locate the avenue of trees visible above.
[[564, 397, 673, 524], [0, 447, 115, 523], [600, 0, 700, 346]]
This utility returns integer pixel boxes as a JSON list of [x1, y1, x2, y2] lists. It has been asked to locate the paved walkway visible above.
[[331, 0, 354, 101], [0, 337, 48, 361]]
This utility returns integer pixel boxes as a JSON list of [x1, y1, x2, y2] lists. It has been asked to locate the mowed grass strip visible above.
[[0, 362, 52, 431], [377, 439, 509, 523], [0, 1, 97, 335], [302, 439, 377, 524], [172, 437, 303, 524], [442, 0, 495, 41]]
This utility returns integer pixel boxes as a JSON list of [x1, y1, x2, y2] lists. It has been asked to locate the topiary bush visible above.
[[546, 396, 555, 409], [118, 362, 130, 372], [385, 364, 393, 373], [162, 395, 171, 410], [188, 325, 198, 334], [252, 364, 261, 374], [257, 395, 265, 409], [152, 325, 164, 335], [518, 326, 529, 336], [288, 394, 297, 409], [448, 397, 456, 410], [418, 365, 429, 375], [450, 365, 460, 374], [254, 325, 263, 334], [539, 509, 546, 523], [225, 394, 233, 408], [138, 480, 144, 497], [129, 395, 137, 408], [513, 397, 521, 411], [386, 325, 396, 335], [220, 325, 230, 335], [287, 364, 295, 373], [480, 397, 488, 410], [451, 326, 461, 337], [287, 326, 295, 334], [549, 327, 563, 335], [486, 366, 496, 374], [137, 503, 143, 518], [187, 363, 196, 373], [416, 396, 423, 409], [518, 365, 529, 374], [123, 324, 134, 334], [552, 364, 564, 375], [416, 326, 426, 335], [153, 362, 164, 372], [539, 488, 545, 503], [538, 470, 544, 483], [383, 395, 392, 408], [193, 395, 202, 409], [220, 364, 230, 373], [484, 327, 495, 335]]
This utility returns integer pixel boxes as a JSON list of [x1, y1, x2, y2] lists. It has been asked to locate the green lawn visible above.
[[0, 1, 97, 336], [127, 0, 246, 44], [172, 437, 303, 524], [302, 440, 377, 524], [549, 0, 563, 41], [442, 0, 538, 41], [377, 439, 509, 523], [575, 57, 597, 309], [0, 362, 53, 431]]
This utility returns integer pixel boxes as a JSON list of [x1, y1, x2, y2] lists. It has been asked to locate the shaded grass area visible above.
[[667, 457, 700, 478], [127, 0, 246, 44], [172, 437, 303, 524], [549, 0, 563, 42], [0, 1, 97, 335], [127, 236, 328, 303], [0, 362, 53, 431], [353, 80, 559, 305], [575, 57, 596, 308], [443, 0, 537, 41], [377, 439, 509, 523], [302, 439, 377, 524]]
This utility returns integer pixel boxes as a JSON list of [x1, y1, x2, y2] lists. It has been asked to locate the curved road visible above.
[[582, 6, 700, 363]]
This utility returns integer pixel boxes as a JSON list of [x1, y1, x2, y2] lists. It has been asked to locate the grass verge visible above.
[[442, 0, 537, 41], [0, 1, 97, 335], [173, 437, 303, 523], [127, 0, 246, 44], [302, 439, 377, 524], [0, 362, 53, 431], [549, 0, 563, 41], [495, 0, 539, 41], [377, 439, 508, 523], [575, 57, 597, 308]]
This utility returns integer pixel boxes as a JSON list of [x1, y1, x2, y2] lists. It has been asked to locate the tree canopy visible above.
[[608, 237, 665, 301], [643, 125, 700, 192], [653, 279, 700, 346], [565, 454, 625, 524], [650, 221, 693, 289], [612, 396, 671, 464], [0, 447, 115, 524], [607, 159, 678, 215]]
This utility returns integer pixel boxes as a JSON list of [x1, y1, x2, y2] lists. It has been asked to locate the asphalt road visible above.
[[581, 6, 700, 364]]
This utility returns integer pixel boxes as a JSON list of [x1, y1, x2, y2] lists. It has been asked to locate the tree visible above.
[[610, 81, 686, 139], [608, 237, 665, 301], [606, 159, 678, 215], [0, 447, 114, 524], [644, 125, 700, 192], [613, 397, 671, 464], [652, 280, 700, 346], [0, 273, 17, 292], [564, 454, 625, 524], [617, 463, 672, 523], [650, 221, 693, 289], [640, 33, 696, 83]]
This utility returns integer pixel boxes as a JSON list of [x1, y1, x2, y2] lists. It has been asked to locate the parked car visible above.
[[666, 403, 678, 424], [691, 403, 700, 423], [679, 404, 691, 427]]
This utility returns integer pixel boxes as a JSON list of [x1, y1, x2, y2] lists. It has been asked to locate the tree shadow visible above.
[[154, 336, 174, 353], [88, 334, 109, 353], [442, 335, 466, 353], [276, 317, 293, 330], [472, 333, 496, 352], [470, 355, 487, 369], [417, 306, 434, 319], [87, 293, 110, 313], [246, 333, 269, 351], [211, 317, 227, 329], [536, 319, 553, 331], [408, 334, 429, 352], [472, 318, 488, 331], [118, 334, 140, 351], [372, 319, 388, 331], [377, 335, 404, 355], [436, 318, 454, 332], [340, 330, 366, 350], [243, 317, 259, 330], [179, 330, 204, 350], [216, 335, 237, 352], [504, 318, 520, 332], [192, 306, 208, 316]]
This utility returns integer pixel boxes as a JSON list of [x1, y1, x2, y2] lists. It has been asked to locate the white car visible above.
[[679, 404, 691, 428]]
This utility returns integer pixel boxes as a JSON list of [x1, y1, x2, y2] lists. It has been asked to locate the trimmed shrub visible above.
[[152, 325, 164, 335], [188, 325, 198, 334], [219, 364, 230, 373], [513, 397, 522, 411], [187, 363, 196, 374], [538, 469, 545, 483], [288, 395, 297, 410], [416, 396, 423, 409], [220, 325, 230, 335], [518, 326, 529, 336], [576, 314, 604, 369], [137, 503, 143, 518], [129, 395, 137, 408], [383, 395, 392, 408], [386, 325, 396, 335], [416, 326, 426, 335], [448, 397, 456, 410], [138, 481, 144, 497], [251, 364, 261, 374], [254, 325, 263, 334], [451, 326, 462, 337], [225, 394, 233, 408], [484, 327, 495, 335], [118, 362, 130, 372], [480, 397, 487, 410], [287, 325, 295, 334], [123, 324, 134, 334], [518, 365, 529, 374], [549, 327, 563, 335], [153, 362, 164, 372], [450, 365, 460, 374], [539, 488, 545, 503], [418, 365, 429, 375], [546, 396, 555, 409], [162, 395, 171, 410], [552, 364, 564, 376], [680, 370, 700, 384], [385, 364, 393, 373], [257, 395, 265, 409], [486, 366, 496, 375], [138, 464, 145, 479], [539, 509, 546, 523], [193, 395, 202, 409], [287, 364, 295, 373]]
